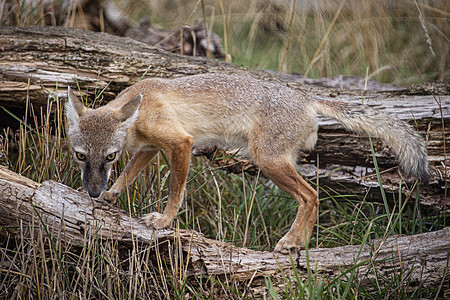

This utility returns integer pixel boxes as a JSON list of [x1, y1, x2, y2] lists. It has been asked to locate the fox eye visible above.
[[106, 152, 117, 162], [75, 152, 86, 161]]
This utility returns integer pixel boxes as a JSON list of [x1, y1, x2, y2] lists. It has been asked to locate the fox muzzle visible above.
[[82, 162, 109, 198]]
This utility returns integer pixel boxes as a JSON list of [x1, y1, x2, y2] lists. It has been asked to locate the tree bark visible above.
[[0, 26, 247, 109], [0, 26, 448, 209], [0, 166, 449, 295]]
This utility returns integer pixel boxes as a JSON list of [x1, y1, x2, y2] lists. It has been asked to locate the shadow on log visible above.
[[0, 166, 449, 296]]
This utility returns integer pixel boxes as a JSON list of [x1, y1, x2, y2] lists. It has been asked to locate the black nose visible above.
[[88, 190, 101, 198]]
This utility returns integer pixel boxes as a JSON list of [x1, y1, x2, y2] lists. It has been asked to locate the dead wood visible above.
[[0, 25, 448, 210], [0, 26, 239, 110], [124, 18, 226, 59], [0, 166, 449, 295], [1, 0, 225, 59]]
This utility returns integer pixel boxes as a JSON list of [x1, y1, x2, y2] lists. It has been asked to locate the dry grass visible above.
[[0, 217, 197, 299], [1, 0, 447, 84], [118, 0, 449, 85], [0, 0, 449, 298]]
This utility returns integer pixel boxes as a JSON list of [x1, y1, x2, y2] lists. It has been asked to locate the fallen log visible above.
[[0, 26, 245, 110], [0, 166, 449, 296], [2, 0, 226, 59], [0, 26, 448, 210]]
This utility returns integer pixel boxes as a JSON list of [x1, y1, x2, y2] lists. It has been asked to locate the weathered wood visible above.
[[0, 26, 448, 209], [0, 166, 449, 294], [0, 26, 248, 109], [2, 0, 226, 59]]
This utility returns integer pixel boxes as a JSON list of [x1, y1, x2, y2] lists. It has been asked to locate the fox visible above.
[[65, 73, 429, 253]]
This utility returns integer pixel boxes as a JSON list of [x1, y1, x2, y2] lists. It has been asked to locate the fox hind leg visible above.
[[256, 157, 318, 254]]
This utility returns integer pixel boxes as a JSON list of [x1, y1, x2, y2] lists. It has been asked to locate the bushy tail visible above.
[[312, 99, 429, 182]]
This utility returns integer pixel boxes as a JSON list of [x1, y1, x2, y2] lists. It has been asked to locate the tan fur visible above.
[[65, 73, 429, 253]]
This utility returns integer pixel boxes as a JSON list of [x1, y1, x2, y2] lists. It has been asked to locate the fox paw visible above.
[[142, 212, 172, 229], [274, 233, 304, 254], [99, 190, 119, 204]]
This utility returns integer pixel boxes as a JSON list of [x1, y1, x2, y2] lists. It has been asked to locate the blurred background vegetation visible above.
[[1, 0, 449, 85], [118, 0, 449, 85]]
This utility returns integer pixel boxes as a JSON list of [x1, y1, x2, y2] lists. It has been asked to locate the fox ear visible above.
[[116, 94, 141, 124], [66, 87, 87, 126]]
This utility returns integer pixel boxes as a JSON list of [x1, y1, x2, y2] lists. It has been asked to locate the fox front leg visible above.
[[142, 136, 193, 229], [101, 150, 158, 203]]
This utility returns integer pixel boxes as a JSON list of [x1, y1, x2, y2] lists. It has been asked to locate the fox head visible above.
[[65, 88, 141, 198]]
